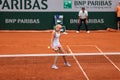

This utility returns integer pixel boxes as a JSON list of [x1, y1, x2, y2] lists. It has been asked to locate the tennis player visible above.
[[51, 24, 71, 69], [76, 7, 90, 33], [116, 1, 120, 30]]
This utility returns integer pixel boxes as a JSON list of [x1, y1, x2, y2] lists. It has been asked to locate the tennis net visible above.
[[0, 52, 120, 57], [0, 52, 120, 80]]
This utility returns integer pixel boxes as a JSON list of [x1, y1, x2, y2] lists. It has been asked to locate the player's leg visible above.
[[58, 47, 71, 67], [52, 49, 59, 69], [117, 17, 120, 30], [118, 21, 120, 30], [53, 50, 59, 63], [84, 19, 90, 33], [76, 19, 82, 33], [58, 47, 67, 63]]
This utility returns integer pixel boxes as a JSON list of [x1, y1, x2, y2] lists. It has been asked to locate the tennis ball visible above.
[[48, 46, 50, 49]]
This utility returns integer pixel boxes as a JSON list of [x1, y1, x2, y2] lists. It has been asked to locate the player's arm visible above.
[[51, 31, 55, 48], [86, 16, 88, 22], [86, 15, 88, 20], [86, 11, 88, 20], [86, 16, 88, 23], [78, 11, 81, 24]]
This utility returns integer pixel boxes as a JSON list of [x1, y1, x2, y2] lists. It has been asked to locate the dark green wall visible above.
[[0, 12, 117, 30]]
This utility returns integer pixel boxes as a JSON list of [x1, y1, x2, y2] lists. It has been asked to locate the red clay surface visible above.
[[0, 30, 120, 80]]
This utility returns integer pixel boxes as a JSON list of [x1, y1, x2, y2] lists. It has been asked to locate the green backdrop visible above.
[[0, 12, 117, 30]]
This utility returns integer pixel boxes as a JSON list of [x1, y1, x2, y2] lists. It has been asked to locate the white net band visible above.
[[0, 52, 120, 58]]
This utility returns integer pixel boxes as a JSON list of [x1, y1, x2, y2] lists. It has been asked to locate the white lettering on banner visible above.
[[70, 19, 104, 24], [73, 0, 116, 12], [70, 19, 78, 24], [17, 19, 40, 24], [5, 19, 40, 24], [74, 0, 112, 8], [5, 19, 17, 23], [89, 19, 104, 23]]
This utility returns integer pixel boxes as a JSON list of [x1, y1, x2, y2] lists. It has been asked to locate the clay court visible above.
[[0, 30, 120, 80]]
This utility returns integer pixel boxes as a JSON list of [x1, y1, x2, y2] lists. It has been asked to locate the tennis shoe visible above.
[[52, 65, 58, 69], [76, 31, 79, 33], [87, 31, 90, 33], [64, 62, 71, 67]]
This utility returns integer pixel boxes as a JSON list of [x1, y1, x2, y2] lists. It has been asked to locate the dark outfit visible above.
[[77, 9, 89, 32], [77, 18, 88, 31]]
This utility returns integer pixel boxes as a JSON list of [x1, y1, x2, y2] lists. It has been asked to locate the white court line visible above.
[[0, 30, 51, 33], [95, 45, 120, 72], [66, 45, 90, 80], [68, 45, 96, 47]]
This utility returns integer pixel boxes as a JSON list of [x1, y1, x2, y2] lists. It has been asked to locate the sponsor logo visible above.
[[0, 0, 48, 10], [74, 0, 112, 9], [5, 19, 40, 24], [70, 18, 104, 24], [64, 0, 72, 9]]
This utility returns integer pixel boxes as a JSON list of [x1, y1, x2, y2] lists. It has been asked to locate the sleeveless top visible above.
[[52, 31, 61, 48]]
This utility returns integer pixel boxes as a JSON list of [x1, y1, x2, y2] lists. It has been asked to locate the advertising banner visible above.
[[0, 0, 118, 12], [0, 0, 118, 30]]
